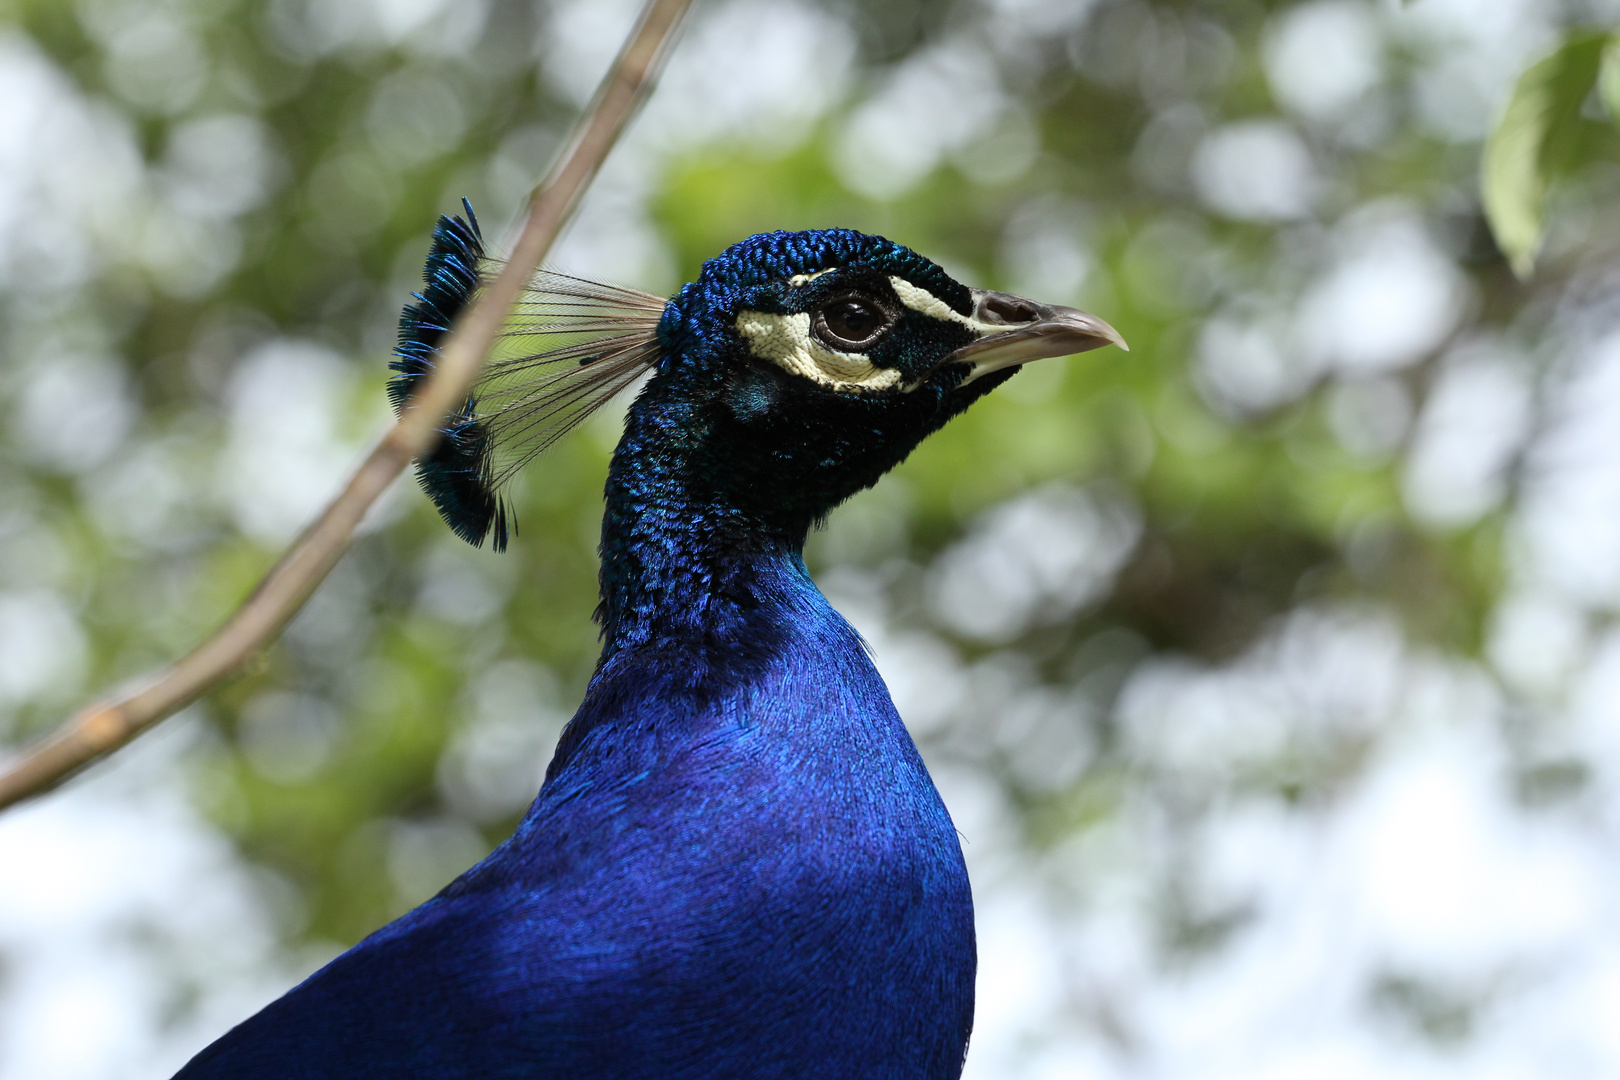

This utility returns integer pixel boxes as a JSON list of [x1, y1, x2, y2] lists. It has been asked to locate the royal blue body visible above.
[[177, 224, 1009, 1079], [178, 560, 973, 1078]]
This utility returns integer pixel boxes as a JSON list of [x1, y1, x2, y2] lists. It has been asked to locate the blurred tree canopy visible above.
[[8, 0, 1620, 1076]]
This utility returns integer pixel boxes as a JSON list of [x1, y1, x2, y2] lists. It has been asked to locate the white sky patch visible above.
[[436, 659, 568, 824], [1516, 326, 1620, 608], [219, 339, 377, 544], [93, 6, 207, 116], [1344, 724, 1598, 982], [1263, 1, 1384, 124], [161, 113, 279, 222], [1393, 0, 1555, 143], [1403, 338, 1533, 528], [539, 0, 644, 107], [1120, 607, 1407, 781], [545, 0, 853, 150], [0, 34, 143, 295], [1062, 611, 1620, 1078], [13, 349, 135, 474], [735, 310, 901, 392], [929, 484, 1141, 643], [998, 198, 1094, 304], [0, 720, 306, 1080], [81, 433, 209, 551], [0, 590, 87, 711], [263, 0, 488, 60], [1298, 204, 1470, 376], [979, 0, 1101, 43], [385, 816, 490, 913], [953, 104, 1041, 188], [1193, 120, 1318, 222], [833, 38, 1008, 200], [1487, 588, 1589, 702], [367, 68, 467, 169], [650, 0, 855, 152], [1569, 628, 1620, 803], [0, 31, 274, 303], [539, 0, 855, 292], [1196, 305, 1317, 415]]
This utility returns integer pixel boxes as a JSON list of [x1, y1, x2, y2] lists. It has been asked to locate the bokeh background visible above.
[[4, 0, 1620, 1075]]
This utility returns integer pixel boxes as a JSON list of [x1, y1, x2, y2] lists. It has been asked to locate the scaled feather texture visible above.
[[178, 202, 1122, 1079]]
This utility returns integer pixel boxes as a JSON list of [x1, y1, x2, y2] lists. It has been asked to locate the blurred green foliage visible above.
[[0, 0, 1590, 963]]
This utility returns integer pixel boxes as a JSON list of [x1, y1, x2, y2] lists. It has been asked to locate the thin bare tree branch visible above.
[[0, 0, 694, 812]]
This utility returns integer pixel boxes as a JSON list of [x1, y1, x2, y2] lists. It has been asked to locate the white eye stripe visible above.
[[887, 277, 1002, 336], [735, 311, 901, 393]]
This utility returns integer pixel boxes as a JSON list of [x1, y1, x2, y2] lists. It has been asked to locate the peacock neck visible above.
[[596, 393, 817, 657]]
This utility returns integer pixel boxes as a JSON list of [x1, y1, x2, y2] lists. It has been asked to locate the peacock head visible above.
[[634, 227, 1126, 530], [391, 207, 1126, 550]]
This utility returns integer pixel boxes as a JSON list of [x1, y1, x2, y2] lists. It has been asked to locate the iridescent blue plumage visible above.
[[177, 217, 1123, 1080], [388, 198, 511, 551]]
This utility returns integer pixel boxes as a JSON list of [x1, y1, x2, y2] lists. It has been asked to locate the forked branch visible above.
[[0, 0, 694, 811]]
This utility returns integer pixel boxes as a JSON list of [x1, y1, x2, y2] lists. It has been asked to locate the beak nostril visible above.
[[979, 293, 1041, 326]]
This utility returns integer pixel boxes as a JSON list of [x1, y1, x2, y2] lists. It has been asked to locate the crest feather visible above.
[[390, 200, 665, 551]]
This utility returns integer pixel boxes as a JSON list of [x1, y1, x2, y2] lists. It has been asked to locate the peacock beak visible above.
[[949, 289, 1127, 386]]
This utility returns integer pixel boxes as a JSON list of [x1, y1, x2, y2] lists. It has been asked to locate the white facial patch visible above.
[[735, 311, 902, 392]]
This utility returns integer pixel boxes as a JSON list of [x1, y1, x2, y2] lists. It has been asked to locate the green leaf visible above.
[[1600, 37, 1620, 122], [1481, 32, 1609, 278]]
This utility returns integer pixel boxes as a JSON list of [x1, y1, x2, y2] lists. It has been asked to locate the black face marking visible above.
[[725, 364, 782, 424]]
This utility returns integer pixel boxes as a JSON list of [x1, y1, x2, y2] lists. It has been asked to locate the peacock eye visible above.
[[814, 296, 894, 350]]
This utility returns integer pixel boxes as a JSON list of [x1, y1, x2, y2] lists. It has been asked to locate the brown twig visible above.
[[0, 0, 694, 811]]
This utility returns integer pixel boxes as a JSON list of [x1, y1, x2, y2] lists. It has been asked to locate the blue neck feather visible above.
[[596, 391, 804, 656], [594, 229, 1000, 654]]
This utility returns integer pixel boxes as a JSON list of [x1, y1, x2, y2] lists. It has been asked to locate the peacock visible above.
[[175, 201, 1124, 1079]]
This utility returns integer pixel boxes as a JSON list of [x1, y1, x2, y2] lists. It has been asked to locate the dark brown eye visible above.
[[815, 296, 893, 349]]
